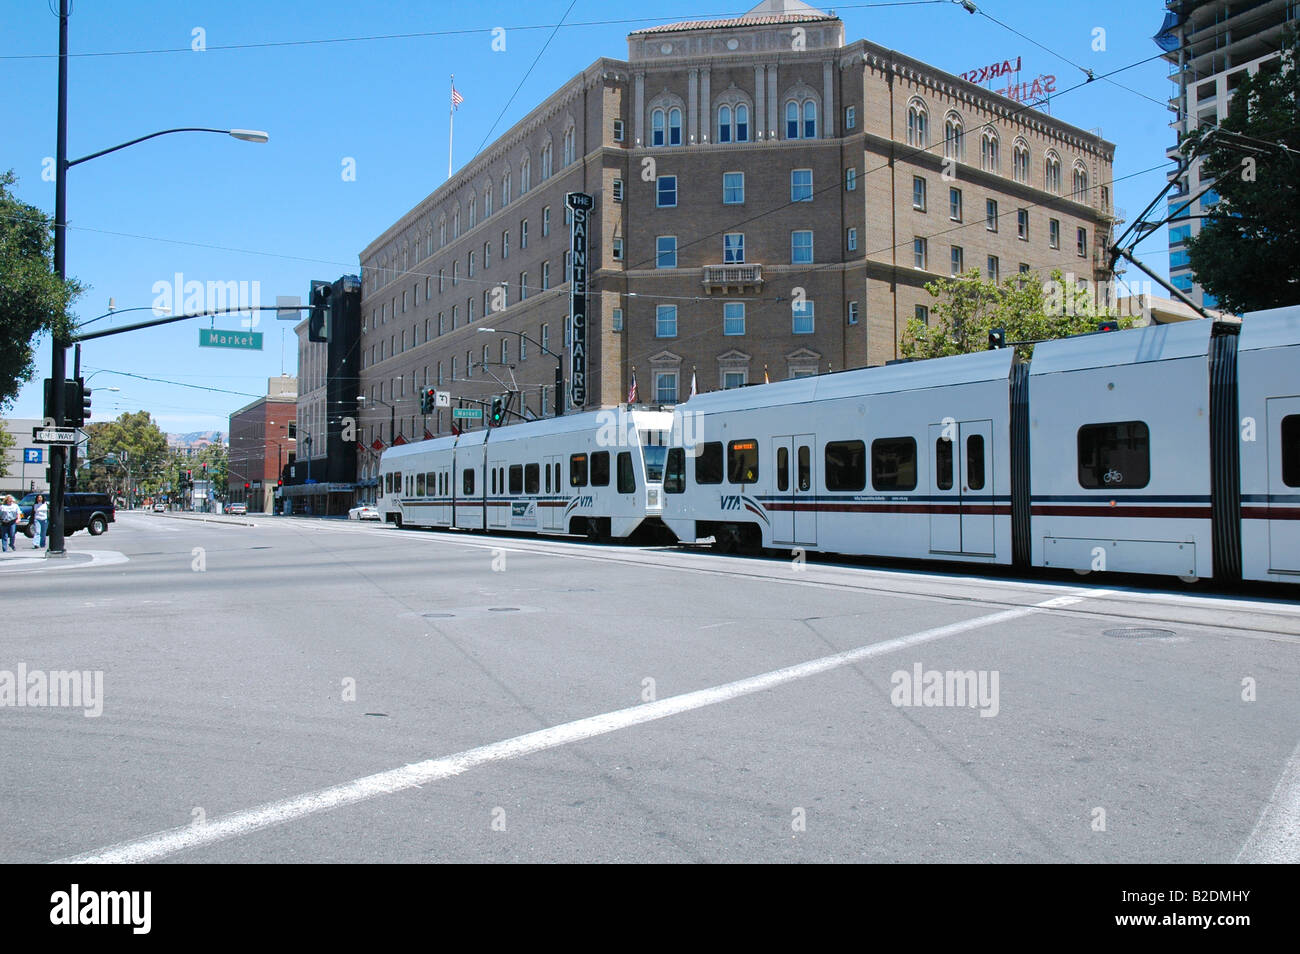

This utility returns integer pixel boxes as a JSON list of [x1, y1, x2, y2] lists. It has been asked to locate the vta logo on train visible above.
[[574, 496, 594, 508], [721, 495, 743, 511]]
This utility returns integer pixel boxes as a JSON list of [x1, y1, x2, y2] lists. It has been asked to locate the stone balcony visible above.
[[702, 263, 763, 294]]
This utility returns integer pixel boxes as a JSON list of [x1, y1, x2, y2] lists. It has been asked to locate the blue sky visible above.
[[3, 0, 1175, 434]]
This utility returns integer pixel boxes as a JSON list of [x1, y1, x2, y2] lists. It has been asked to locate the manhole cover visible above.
[[1104, 627, 1178, 639], [422, 612, 455, 619], [489, 607, 520, 612]]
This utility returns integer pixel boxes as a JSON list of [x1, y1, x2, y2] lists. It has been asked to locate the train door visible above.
[[959, 421, 994, 555], [928, 420, 994, 555], [929, 424, 961, 553], [770, 434, 817, 547], [1267, 398, 1300, 573], [487, 456, 507, 528], [543, 454, 563, 530]]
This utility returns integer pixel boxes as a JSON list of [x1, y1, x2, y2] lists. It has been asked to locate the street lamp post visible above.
[[46, 0, 267, 556], [477, 328, 564, 417]]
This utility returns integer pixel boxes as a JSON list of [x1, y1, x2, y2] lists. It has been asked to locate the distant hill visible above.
[[168, 430, 224, 448]]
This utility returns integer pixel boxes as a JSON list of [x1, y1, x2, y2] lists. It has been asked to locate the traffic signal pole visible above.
[[46, 0, 71, 557]]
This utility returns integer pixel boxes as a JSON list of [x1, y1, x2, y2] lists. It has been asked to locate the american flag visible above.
[[451, 85, 464, 111]]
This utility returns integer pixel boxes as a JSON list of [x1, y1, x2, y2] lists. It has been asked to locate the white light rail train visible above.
[[659, 307, 1299, 585], [378, 408, 674, 541]]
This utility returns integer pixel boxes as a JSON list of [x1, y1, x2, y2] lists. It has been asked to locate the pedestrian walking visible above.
[[0, 495, 19, 553], [32, 494, 49, 549]]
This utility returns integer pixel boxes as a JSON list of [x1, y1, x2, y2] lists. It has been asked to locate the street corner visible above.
[[0, 549, 126, 574]]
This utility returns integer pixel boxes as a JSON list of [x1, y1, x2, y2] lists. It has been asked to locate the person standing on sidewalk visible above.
[[32, 494, 49, 549], [0, 495, 19, 553]]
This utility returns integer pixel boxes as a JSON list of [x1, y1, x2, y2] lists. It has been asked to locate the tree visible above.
[[0, 419, 13, 478], [900, 269, 1133, 361], [1182, 31, 1299, 313], [0, 170, 84, 408], [80, 411, 169, 499]]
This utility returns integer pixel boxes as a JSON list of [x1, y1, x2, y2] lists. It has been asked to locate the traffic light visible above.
[[79, 378, 92, 425], [44, 378, 84, 426], [244, 482, 251, 491], [308, 280, 332, 342], [490, 396, 504, 426], [1097, 319, 1118, 333], [988, 327, 1006, 350], [421, 388, 436, 415], [201, 462, 208, 473]]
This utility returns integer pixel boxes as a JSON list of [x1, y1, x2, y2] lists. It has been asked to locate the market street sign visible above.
[[452, 407, 483, 420], [199, 329, 263, 350]]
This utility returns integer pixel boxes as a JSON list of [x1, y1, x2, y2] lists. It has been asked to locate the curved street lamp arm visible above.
[[67, 127, 255, 168]]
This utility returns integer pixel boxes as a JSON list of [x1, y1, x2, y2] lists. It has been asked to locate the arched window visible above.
[[652, 108, 665, 146], [438, 218, 447, 246], [541, 142, 553, 178], [452, 209, 460, 238], [736, 104, 749, 142], [907, 99, 928, 147], [981, 129, 999, 172], [520, 155, 531, 193], [1045, 151, 1062, 193], [484, 180, 493, 217], [563, 126, 576, 163], [1072, 161, 1088, 199], [502, 171, 511, 206], [1013, 138, 1030, 183], [468, 192, 476, 228], [718, 105, 732, 143], [803, 100, 817, 139], [668, 108, 682, 146], [944, 112, 964, 161], [786, 100, 799, 139]]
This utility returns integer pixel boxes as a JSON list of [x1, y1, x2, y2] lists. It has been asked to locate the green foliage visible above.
[[80, 411, 169, 494], [900, 269, 1133, 361], [0, 170, 84, 409], [1182, 32, 1300, 313], [165, 443, 228, 495], [0, 419, 13, 478]]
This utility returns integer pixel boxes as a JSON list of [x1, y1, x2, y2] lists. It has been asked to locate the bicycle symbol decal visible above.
[[1103, 469, 1123, 484]]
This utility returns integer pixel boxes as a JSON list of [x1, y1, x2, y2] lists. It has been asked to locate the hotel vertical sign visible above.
[[566, 191, 593, 409]]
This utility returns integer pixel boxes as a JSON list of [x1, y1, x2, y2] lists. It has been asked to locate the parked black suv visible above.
[[17, 492, 115, 537]]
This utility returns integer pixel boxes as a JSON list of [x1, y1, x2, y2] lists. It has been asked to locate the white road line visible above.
[[56, 600, 1058, 864], [1235, 738, 1300, 864]]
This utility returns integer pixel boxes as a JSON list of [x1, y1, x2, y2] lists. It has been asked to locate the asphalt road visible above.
[[2, 511, 1298, 863]]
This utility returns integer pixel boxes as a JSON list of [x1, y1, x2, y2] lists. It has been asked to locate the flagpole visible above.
[[448, 74, 455, 180]]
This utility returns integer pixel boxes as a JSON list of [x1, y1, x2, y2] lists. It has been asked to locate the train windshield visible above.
[[641, 446, 668, 483]]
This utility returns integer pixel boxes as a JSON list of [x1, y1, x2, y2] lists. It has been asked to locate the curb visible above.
[[136, 511, 257, 528]]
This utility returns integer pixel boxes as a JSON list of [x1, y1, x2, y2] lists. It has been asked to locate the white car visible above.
[[226, 502, 248, 516], [348, 505, 381, 521]]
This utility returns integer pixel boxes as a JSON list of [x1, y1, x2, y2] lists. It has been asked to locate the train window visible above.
[[554, 463, 561, 492], [777, 446, 789, 492], [395, 472, 403, 495], [728, 440, 759, 484], [935, 438, 953, 491], [416, 473, 426, 496], [525, 464, 540, 495], [825, 440, 866, 491], [463, 468, 475, 494], [384, 473, 391, 494], [872, 438, 918, 491], [591, 451, 611, 486], [966, 435, 985, 491], [490, 469, 497, 494], [617, 453, 635, 493], [797, 445, 811, 491], [508, 465, 523, 494], [545, 464, 551, 494], [426, 472, 436, 494], [664, 448, 686, 493], [1078, 421, 1150, 489], [1283, 416, 1300, 488], [695, 442, 724, 484], [570, 454, 588, 487]]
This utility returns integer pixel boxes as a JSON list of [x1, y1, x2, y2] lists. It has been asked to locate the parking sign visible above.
[[24, 448, 42, 464]]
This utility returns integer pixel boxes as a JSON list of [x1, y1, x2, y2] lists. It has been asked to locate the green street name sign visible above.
[[199, 329, 263, 350], [452, 407, 483, 420]]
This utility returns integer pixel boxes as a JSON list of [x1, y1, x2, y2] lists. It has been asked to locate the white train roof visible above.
[[1239, 305, 1300, 352], [676, 348, 1016, 414], [1031, 317, 1213, 375], [378, 407, 673, 465]]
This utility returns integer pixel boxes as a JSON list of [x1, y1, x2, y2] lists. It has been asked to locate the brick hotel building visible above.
[[355, 0, 1116, 473]]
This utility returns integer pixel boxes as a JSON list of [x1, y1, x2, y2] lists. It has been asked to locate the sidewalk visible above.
[[135, 510, 257, 528]]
